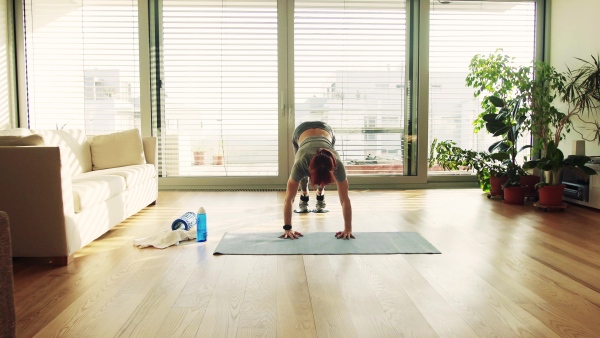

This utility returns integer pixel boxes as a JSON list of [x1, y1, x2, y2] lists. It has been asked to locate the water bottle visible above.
[[196, 207, 207, 242]]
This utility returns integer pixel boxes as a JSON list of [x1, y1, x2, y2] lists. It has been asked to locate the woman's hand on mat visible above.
[[279, 230, 303, 240], [335, 230, 355, 240]]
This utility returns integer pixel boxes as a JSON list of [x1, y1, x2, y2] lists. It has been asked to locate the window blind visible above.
[[428, 1, 536, 174], [161, 0, 279, 177], [23, 0, 140, 134], [294, 0, 407, 176]]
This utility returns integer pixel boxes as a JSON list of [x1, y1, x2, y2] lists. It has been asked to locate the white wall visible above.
[[550, 0, 600, 157]]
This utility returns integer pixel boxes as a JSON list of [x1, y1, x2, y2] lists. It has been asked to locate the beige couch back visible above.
[[33, 129, 93, 176]]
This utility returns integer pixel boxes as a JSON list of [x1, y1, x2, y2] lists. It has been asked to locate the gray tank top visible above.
[[290, 136, 346, 182]]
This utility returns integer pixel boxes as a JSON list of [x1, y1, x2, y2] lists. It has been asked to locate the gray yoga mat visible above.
[[213, 232, 441, 255]]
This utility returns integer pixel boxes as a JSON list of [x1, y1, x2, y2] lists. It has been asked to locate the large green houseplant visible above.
[[529, 61, 568, 156], [466, 49, 532, 133], [523, 140, 597, 205], [530, 55, 600, 156], [557, 55, 600, 144], [484, 96, 532, 204]]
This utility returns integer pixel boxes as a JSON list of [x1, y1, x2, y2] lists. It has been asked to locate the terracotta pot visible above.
[[520, 175, 540, 198], [193, 151, 205, 165], [503, 186, 526, 205], [213, 154, 223, 165], [490, 175, 508, 196], [538, 184, 565, 205]]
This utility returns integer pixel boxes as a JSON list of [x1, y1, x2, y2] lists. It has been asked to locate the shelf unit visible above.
[[563, 164, 600, 209]]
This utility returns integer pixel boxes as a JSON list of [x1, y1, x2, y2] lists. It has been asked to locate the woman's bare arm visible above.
[[336, 179, 355, 239]]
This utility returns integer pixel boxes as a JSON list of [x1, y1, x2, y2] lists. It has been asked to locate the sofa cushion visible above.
[[0, 128, 32, 136], [71, 174, 127, 213], [90, 129, 145, 170], [77, 164, 156, 189], [0, 135, 45, 146], [33, 129, 93, 176]]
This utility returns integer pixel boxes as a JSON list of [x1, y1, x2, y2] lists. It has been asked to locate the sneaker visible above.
[[298, 195, 309, 212], [315, 194, 326, 211]]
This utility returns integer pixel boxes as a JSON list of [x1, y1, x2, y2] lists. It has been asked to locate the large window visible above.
[[428, 1, 537, 175], [295, 0, 407, 176], [14, 0, 542, 188], [23, 0, 140, 134], [161, 0, 279, 177]]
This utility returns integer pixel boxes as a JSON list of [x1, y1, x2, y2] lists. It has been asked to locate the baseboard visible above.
[[13, 254, 74, 266]]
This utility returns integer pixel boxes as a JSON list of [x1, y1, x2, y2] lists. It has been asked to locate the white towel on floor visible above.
[[133, 229, 197, 249]]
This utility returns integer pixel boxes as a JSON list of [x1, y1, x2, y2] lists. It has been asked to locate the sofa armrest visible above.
[[142, 136, 157, 169], [0, 146, 74, 259]]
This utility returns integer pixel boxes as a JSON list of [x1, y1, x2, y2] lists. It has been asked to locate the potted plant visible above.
[[191, 139, 207, 165], [530, 55, 600, 153], [428, 139, 506, 194], [529, 61, 568, 157], [484, 97, 532, 204], [466, 51, 541, 198], [523, 140, 597, 205], [555, 55, 600, 145], [213, 140, 225, 165]]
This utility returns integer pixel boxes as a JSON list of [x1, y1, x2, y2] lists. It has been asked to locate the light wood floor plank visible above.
[[237, 255, 278, 338], [114, 245, 201, 338], [303, 255, 358, 338], [354, 255, 465, 337], [154, 251, 227, 337], [328, 255, 403, 338], [276, 255, 317, 338], [194, 255, 254, 338]]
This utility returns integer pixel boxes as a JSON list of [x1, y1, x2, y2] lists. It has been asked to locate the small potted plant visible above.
[[191, 139, 207, 165], [523, 140, 596, 205], [213, 140, 225, 165]]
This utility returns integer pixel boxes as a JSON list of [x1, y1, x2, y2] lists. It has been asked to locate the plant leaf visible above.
[[488, 96, 505, 108]]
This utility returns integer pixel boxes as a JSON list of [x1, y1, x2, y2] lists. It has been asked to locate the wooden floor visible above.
[[12, 189, 600, 338]]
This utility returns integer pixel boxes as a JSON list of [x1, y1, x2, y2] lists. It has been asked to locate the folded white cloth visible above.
[[133, 229, 197, 249]]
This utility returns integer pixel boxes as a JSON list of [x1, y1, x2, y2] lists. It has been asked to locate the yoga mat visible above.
[[213, 232, 441, 255]]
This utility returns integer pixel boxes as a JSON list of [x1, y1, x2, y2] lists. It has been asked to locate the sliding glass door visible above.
[[294, 0, 408, 176], [159, 0, 410, 182], [427, 1, 538, 175], [161, 0, 279, 177]]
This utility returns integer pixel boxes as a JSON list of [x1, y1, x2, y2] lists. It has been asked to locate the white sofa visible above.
[[0, 128, 157, 265]]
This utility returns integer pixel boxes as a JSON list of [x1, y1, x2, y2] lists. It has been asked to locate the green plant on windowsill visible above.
[[428, 139, 506, 193]]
